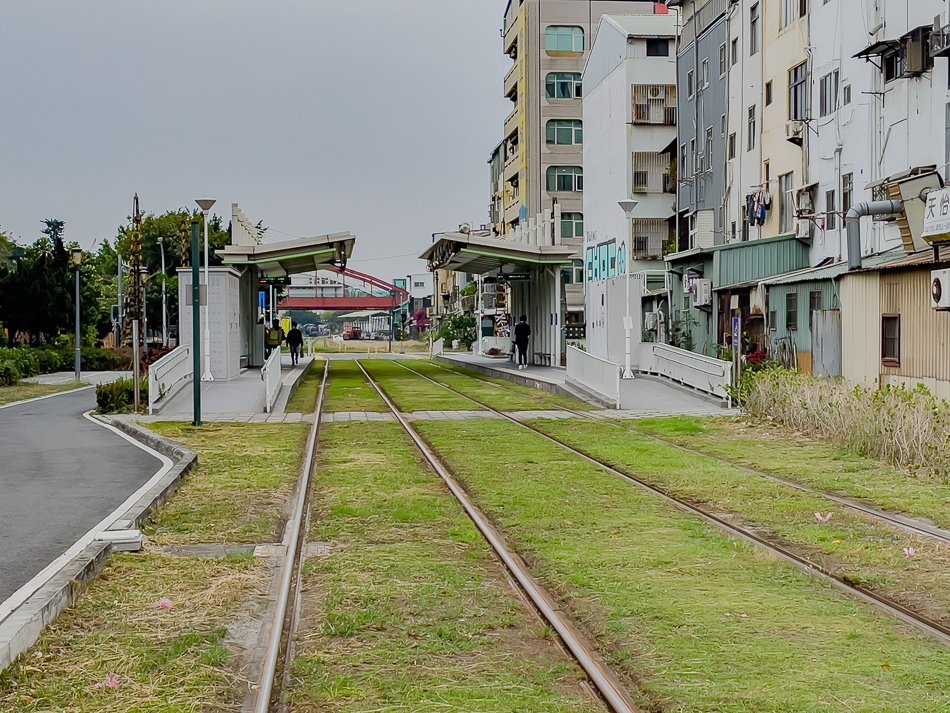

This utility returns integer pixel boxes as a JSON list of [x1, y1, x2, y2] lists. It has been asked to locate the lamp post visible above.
[[70, 247, 82, 381], [195, 198, 216, 381], [157, 236, 168, 347], [618, 199, 639, 379]]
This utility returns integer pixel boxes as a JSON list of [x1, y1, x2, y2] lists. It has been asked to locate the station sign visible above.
[[260, 276, 290, 286], [922, 187, 950, 243], [502, 273, 531, 281]]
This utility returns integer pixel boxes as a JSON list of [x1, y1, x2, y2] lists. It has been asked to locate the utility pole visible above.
[[158, 236, 168, 347], [191, 221, 202, 426]]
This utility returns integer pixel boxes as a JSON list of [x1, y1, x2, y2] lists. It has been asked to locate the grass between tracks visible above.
[[285, 361, 322, 414], [323, 359, 386, 412], [0, 553, 263, 712], [633, 416, 950, 528], [288, 421, 599, 712], [416, 419, 950, 712], [533, 417, 950, 627], [145, 422, 308, 544], [359, 359, 478, 412], [0, 381, 85, 406], [400, 359, 596, 412]]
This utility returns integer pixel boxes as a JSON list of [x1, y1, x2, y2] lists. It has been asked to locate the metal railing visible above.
[[431, 337, 444, 357], [262, 348, 283, 413], [147, 344, 191, 415], [639, 343, 731, 399], [566, 346, 621, 408]]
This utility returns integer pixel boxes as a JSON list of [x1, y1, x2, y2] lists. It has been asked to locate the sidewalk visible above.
[[24, 371, 132, 386]]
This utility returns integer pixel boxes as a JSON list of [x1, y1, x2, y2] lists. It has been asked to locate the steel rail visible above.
[[252, 358, 329, 713], [391, 359, 950, 647], [354, 360, 641, 713], [423, 359, 950, 545]]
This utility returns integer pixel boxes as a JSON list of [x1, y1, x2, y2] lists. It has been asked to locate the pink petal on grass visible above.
[[94, 673, 121, 690], [903, 547, 918, 558], [814, 512, 833, 523], [154, 598, 174, 610]]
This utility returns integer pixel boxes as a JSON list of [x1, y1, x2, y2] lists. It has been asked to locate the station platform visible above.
[[144, 355, 315, 423]]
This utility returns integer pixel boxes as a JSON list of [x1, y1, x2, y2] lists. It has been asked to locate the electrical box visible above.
[[931, 269, 950, 310]]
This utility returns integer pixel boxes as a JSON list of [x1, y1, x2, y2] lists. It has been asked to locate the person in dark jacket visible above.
[[513, 315, 530, 369], [287, 322, 304, 365]]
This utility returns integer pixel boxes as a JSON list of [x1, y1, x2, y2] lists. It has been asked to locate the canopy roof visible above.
[[421, 232, 575, 275], [219, 232, 355, 277]]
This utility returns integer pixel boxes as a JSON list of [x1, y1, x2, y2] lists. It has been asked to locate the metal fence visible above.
[[262, 348, 283, 413], [566, 346, 621, 408], [147, 344, 192, 415], [639, 343, 731, 399]]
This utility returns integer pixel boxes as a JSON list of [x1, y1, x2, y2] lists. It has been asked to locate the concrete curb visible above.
[[0, 418, 197, 672], [434, 356, 584, 401]]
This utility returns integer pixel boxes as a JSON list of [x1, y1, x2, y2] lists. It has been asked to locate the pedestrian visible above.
[[265, 319, 284, 358], [514, 314, 530, 370], [287, 321, 303, 365]]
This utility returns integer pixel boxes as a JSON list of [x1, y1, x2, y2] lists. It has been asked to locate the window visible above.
[[779, 172, 794, 233], [785, 293, 799, 331], [809, 291, 823, 330], [690, 138, 696, 171], [646, 39, 669, 57], [720, 113, 727, 136], [825, 189, 837, 229], [731, 38, 739, 66], [819, 70, 839, 117], [545, 26, 584, 53], [702, 59, 709, 87], [764, 161, 770, 183], [634, 236, 649, 254], [731, 221, 737, 241], [842, 84, 851, 105], [882, 315, 900, 366], [562, 259, 584, 284], [546, 72, 582, 99], [680, 143, 688, 177], [705, 126, 713, 168], [883, 50, 903, 82], [560, 212, 584, 239], [789, 62, 809, 119], [728, 132, 736, 159], [546, 119, 583, 145], [749, 4, 760, 55], [633, 170, 648, 189], [687, 70, 694, 97], [719, 44, 727, 76], [747, 105, 756, 150], [546, 166, 583, 192], [842, 172, 853, 214], [765, 81, 772, 105]]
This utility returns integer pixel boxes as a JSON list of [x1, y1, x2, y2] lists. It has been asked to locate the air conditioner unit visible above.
[[904, 38, 927, 75], [644, 312, 658, 330], [693, 278, 712, 307], [796, 218, 813, 240], [785, 120, 805, 146], [932, 269, 950, 309], [649, 85, 666, 100]]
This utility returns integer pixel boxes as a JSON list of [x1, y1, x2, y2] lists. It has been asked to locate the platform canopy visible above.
[[421, 231, 575, 275], [219, 232, 355, 278]]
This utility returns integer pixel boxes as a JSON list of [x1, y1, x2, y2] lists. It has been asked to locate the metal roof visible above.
[[421, 232, 575, 275], [601, 14, 678, 38], [219, 232, 355, 277]]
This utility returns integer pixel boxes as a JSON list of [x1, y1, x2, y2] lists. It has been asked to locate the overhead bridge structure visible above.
[[278, 266, 409, 312]]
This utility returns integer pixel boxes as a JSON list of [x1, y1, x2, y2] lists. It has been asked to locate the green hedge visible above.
[[95, 377, 147, 413], [0, 346, 131, 388]]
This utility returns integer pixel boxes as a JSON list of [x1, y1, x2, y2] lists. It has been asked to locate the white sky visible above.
[[0, 0, 508, 279]]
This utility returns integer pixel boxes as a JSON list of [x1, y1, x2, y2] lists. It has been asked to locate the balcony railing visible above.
[[932, 25, 950, 57]]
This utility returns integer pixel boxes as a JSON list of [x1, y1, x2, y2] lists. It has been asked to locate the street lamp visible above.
[[195, 198, 216, 381], [70, 247, 83, 381], [618, 199, 639, 379], [157, 236, 168, 347]]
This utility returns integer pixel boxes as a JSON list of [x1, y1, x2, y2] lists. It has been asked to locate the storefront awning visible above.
[[219, 232, 355, 277], [421, 232, 575, 275]]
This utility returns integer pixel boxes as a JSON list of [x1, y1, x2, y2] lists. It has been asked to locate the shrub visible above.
[[743, 368, 950, 480], [95, 377, 147, 414], [435, 314, 477, 351], [0, 348, 39, 378], [34, 348, 65, 374], [0, 360, 21, 387], [82, 347, 132, 371]]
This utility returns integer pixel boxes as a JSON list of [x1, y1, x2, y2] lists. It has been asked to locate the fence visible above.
[[147, 344, 192, 415], [639, 342, 731, 399], [262, 348, 283, 413], [566, 346, 621, 408]]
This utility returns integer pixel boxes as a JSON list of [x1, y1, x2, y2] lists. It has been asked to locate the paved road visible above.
[[0, 388, 162, 606]]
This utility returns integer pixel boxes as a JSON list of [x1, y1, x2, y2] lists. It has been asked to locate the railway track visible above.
[[423, 358, 950, 546], [388, 359, 950, 648], [353, 360, 641, 713]]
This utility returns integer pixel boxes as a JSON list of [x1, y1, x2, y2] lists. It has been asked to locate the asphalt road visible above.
[[0, 388, 162, 606]]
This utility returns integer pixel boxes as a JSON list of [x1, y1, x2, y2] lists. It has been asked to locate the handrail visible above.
[[640, 343, 731, 399], [651, 343, 728, 377], [147, 345, 192, 415], [261, 348, 283, 413]]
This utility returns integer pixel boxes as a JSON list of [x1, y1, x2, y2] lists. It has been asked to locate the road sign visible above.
[[731, 316, 740, 350]]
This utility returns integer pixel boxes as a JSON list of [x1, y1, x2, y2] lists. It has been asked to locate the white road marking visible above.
[[0, 384, 94, 411]]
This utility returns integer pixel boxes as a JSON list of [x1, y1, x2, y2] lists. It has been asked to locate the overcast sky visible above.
[[0, 0, 508, 279]]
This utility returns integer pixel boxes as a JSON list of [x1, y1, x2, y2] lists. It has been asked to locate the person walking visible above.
[[265, 319, 284, 358], [287, 321, 303, 365], [513, 314, 530, 370]]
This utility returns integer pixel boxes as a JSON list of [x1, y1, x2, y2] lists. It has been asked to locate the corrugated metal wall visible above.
[[716, 236, 810, 288], [768, 279, 842, 355], [841, 272, 881, 388], [879, 269, 950, 385]]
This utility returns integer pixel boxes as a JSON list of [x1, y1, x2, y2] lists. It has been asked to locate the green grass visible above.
[[360, 359, 478, 412], [0, 553, 261, 712], [285, 361, 322, 413], [416, 419, 950, 712], [145, 422, 308, 544], [404, 359, 595, 412], [323, 359, 386, 412], [532, 418, 950, 627], [288, 422, 599, 712], [634, 416, 950, 528], [0, 381, 85, 406]]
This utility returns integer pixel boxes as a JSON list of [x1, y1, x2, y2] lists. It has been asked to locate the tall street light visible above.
[[195, 198, 216, 381], [618, 199, 639, 380], [157, 236, 168, 347], [70, 247, 83, 381]]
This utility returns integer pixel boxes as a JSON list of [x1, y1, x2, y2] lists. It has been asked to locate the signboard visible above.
[[922, 187, 950, 243], [260, 276, 290, 286], [503, 273, 531, 281], [731, 316, 740, 350]]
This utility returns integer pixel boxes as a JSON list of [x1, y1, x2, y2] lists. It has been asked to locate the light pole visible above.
[[618, 199, 639, 379], [70, 247, 82, 381], [157, 236, 168, 347], [195, 198, 216, 381]]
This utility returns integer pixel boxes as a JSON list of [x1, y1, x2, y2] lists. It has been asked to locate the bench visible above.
[[533, 352, 552, 366]]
